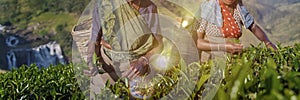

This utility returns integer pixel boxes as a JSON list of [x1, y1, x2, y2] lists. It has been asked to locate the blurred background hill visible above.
[[243, 0, 300, 45]]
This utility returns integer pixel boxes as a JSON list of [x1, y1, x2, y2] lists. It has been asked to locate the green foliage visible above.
[[0, 64, 85, 99], [53, 22, 73, 58], [37, 30, 48, 36], [0, 44, 300, 99], [213, 43, 300, 100], [0, 0, 89, 25]]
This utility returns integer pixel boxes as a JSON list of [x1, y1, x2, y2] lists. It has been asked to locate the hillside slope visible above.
[[244, 0, 300, 45]]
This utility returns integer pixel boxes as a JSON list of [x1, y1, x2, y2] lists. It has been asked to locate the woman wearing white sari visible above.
[[73, 0, 163, 99]]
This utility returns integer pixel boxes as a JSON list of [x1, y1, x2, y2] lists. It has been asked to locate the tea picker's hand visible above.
[[225, 43, 243, 54], [126, 56, 150, 79], [266, 42, 278, 50]]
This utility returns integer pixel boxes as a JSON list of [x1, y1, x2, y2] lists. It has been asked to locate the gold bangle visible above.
[[265, 42, 271, 46], [140, 56, 149, 64]]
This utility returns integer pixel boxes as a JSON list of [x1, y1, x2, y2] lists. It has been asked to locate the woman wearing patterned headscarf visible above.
[[195, 0, 277, 99], [196, 0, 277, 61]]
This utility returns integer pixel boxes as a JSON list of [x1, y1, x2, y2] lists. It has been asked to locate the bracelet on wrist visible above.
[[265, 42, 271, 46], [140, 56, 149, 64]]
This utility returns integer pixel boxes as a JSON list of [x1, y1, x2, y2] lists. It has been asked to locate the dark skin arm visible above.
[[196, 23, 277, 55], [239, 0, 277, 50], [249, 23, 277, 50], [127, 34, 163, 79], [197, 30, 244, 54]]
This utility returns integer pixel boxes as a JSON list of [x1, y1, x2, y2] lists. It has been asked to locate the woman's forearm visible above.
[[250, 23, 277, 49], [250, 24, 271, 43], [143, 34, 164, 59], [197, 39, 225, 51], [196, 31, 244, 54], [196, 30, 227, 51]]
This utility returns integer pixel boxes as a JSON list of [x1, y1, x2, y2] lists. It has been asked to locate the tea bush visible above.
[[0, 64, 85, 99], [1, 44, 300, 99]]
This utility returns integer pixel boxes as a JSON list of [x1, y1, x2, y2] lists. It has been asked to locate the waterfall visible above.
[[0, 24, 4, 32], [6, 51, 17, 70], [6, 40, 67, 69]]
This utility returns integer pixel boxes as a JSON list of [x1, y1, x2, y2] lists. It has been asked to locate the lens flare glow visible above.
[[150, 54, 172, 71], [181, 20, 189, 28]]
